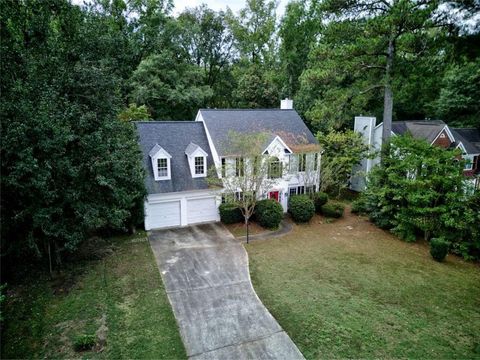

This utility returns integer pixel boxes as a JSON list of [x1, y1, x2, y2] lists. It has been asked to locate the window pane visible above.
[[157, 158, 168, 177], [195, 156, 204, 174]]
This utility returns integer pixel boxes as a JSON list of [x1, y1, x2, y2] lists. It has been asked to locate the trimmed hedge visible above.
[[313, 192, 328, 213], [321, 201, 345, 218], [288, 195, 315, 223], [255, 199, 283, 229], [430, 238, 449, 262], [219, 203, 243, 224]]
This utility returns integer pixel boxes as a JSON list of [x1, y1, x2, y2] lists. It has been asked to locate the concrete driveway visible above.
[[148, 223, 304, 360]]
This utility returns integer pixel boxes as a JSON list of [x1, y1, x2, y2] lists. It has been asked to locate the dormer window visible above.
[[185, 142, 208, 178], [195, 156, 205, 175], [149, 143, 172, 181], [157, 158, 168, 177]]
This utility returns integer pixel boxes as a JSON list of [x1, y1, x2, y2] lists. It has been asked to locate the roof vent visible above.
[[280, 98, 293, 110]]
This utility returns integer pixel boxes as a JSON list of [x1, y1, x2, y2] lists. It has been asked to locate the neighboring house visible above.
[[136, 99, 321, 230], [351, 117, 480, 191]]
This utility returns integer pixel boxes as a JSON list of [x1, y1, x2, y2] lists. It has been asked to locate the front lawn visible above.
[[246, 209, 480, 359], [1, 232, 186, 359]]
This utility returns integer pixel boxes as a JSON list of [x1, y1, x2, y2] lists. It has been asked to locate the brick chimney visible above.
[[280, 98, 293, 110]]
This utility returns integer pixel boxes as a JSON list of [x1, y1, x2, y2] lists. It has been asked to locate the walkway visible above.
[[148, 223, 304, 360]]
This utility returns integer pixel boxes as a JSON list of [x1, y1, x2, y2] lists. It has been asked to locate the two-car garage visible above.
[[144, 191, 219, 230]]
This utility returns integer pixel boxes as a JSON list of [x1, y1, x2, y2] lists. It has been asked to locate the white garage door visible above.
[[146, 200, 181, 230], [187, 197, 218, 224]]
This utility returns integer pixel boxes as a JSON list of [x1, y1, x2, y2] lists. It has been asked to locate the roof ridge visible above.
[[395, 119, 445, 123], [134, 120, 198, 123], [199, 108, 294, 111]]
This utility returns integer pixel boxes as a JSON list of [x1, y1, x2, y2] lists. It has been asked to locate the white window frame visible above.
[[194, 156, 205, 175], [157, 158, 169, 177], [149, 144, 172, 181]]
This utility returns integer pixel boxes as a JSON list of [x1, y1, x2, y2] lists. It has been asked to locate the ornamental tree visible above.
[[207, 131, 285, 242]]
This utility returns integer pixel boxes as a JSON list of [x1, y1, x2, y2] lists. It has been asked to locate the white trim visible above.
[[149, 144, 172, 181], [456, 142, 467, 154], [262, 135, 293, 155], [144, 189, 221, 230], [431, 125, 455, 145], [196, 111, 221, 175]]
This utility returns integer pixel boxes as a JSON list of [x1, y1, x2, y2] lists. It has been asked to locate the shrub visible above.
[[321, 201, 345, 218], [288, 195, 315, 223], [313, 192, 328, 213], [430, 238, 450, 262], [73, 334, 96, 352], [255, 199, 283, 229], [219, 203, 243, 224], [351, 197, 367, 214]]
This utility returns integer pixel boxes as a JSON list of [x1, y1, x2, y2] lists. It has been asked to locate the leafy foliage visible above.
[[313, 192, 329, 213], [1, 0, 146, 270], [73, 334, 96, 352], [118, 104, 152, 122], [219, 203, 244, 224], [321, 202, 345, 218], [129, 51, 213, 119], [288, 195, 315, 223], [432, 59, 480, 128], [359, 135, 479, 259], [317, 130, 370, 197], [255, 199, 283, 229], [430, 238, 450, 262]]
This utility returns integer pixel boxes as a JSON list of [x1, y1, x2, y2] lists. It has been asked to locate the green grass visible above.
[[1, 232, 186, 359], [246, 211, 480, 359]]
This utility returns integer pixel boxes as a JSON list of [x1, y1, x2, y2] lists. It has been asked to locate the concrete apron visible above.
[[148, 223, 304, 360]]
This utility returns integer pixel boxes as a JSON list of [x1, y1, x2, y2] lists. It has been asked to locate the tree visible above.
[[361, 134, 468, 243], [207, 131, 284, 242], [279, 0, 320, 97], [1, 0, 145, 273], [226, 0, 277, 64], [232, 63, 280, 108], [129, 51, 213, 119], [317, 130, 370, 197], [432, 59, 480, 128], [300, 0, 451, 135], [118, 103, 152, 122], [177, 6, 234, 86]]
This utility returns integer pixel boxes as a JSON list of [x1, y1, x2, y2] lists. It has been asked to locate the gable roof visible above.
[[392, 120, 448, 144], [149, 144, 171, 158], [135, 121, 215, 194], [451, 128, 480, 154], [185, 142, 205, 157], [198, 109, 319, 156]]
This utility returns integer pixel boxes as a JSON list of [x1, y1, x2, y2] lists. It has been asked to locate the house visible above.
[[351, 117, 480, 191], [136, 99, 320, 230]]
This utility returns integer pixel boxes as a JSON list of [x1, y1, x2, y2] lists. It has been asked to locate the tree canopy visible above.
[[1, 0, 479, 271]]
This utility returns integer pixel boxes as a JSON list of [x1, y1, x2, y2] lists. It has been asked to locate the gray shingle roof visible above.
[[199, 109, 319, 156], [392, 120, 446, 143], [451, 128, 480, 154], [135, 121, 215, 194], [185, 142, 200, 156]]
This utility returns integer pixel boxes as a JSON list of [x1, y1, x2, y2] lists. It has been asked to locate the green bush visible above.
[[73, 334, 96, 352], [313, 192, 329, 213], [288, 195, 315, 223], [351, 197, 367, 214], [430, 238, 450, 262], [321, 201, 345, 218], [219, 203, 243, 224], [255, 199, 283, 229]]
